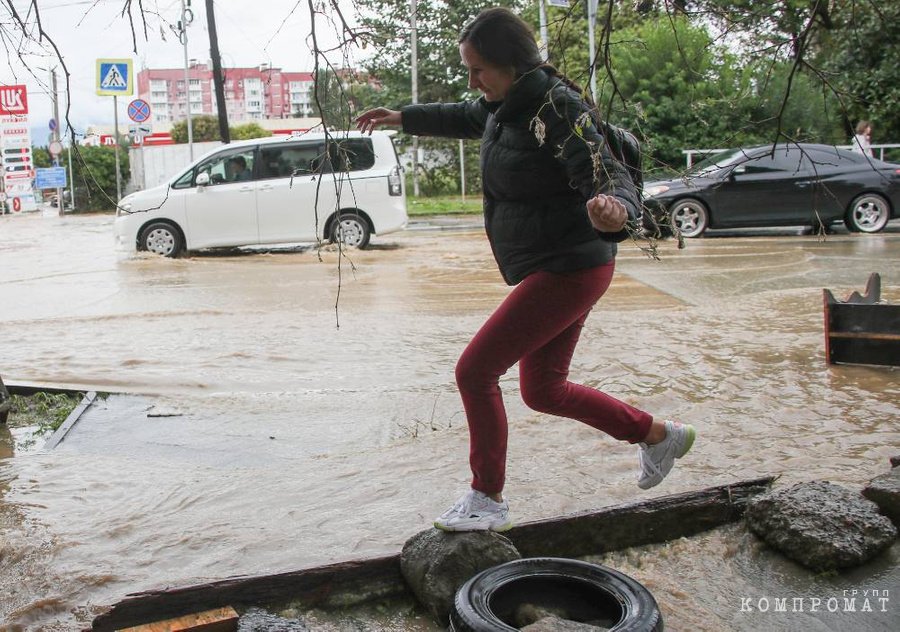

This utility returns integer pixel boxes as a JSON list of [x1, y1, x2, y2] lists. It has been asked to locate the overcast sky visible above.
[[2, 0, 363, 143]]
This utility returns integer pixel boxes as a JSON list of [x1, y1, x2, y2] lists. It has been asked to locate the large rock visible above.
[[746, 481, 897, 572], [400, 529, 521, 623], [863, 466, 900, 528]]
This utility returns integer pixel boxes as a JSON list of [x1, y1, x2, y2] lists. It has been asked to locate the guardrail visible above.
[[682, 143, 900, 168]]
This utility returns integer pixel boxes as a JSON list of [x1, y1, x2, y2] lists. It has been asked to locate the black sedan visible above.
[[641, 143, 900, 237]]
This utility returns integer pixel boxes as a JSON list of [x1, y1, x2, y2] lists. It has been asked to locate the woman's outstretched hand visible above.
[[356, 108, 402, 134], [586, 194, 628, 232]]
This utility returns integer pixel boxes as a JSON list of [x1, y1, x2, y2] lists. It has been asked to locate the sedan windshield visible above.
[[690, 148, 754, 177]]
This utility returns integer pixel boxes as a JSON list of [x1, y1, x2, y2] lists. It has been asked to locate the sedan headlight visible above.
[[642, 184, 670, 199]]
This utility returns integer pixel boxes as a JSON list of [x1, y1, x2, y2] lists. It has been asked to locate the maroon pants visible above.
[[456, 262, 653, 495]]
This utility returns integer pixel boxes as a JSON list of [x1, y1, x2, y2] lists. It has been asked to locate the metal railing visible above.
[[682, 143, 900, 168]]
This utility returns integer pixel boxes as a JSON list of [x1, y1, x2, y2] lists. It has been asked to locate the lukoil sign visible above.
[[0, 85, 28, 115]]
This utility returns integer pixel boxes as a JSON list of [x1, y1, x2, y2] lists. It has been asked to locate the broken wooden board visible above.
[[91, 477, 773, 631], [118, 606, 238, 632]]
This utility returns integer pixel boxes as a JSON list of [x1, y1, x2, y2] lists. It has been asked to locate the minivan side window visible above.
[[329, 139, 375, 172], [258, 142, 326, 179], [255, 139, 377, 181]]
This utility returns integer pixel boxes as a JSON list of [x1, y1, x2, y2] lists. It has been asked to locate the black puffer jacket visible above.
[[402, 67, 640, 285]]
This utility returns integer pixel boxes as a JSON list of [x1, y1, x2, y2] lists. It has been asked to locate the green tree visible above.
[[309, 68, 355, 130], [170, 115, 222, 143], [230, 122, 273, 140], [594, 16, 751, 173], [30, 144, 129, 211], [69, 146, 130, 210], [820, 1, 900, 142]]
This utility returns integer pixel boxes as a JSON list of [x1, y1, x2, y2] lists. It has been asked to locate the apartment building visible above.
[[136, 61, 316, 126]]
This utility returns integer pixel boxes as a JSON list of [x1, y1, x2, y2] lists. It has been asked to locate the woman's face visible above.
[[459, 41, 515, 102]]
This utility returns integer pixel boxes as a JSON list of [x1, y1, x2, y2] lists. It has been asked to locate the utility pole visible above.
[[113, 96, 122, 201], [180, 0, 195, 159], [538, 0, 550, 61], [206, 0, 230, 143], [50, 68, 63, 216], [410, 0, 419, 197], [587, 0, 598, 103]]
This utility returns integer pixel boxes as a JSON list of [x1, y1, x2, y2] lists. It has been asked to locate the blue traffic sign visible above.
[[128, 99, 151, 123], [35, 167, 68, 189], [96, 58, 133, 96]]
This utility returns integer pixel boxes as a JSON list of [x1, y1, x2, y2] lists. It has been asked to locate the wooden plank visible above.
[[505, 477, 774, 558], [91, 477, 773, 631], [43, 391, 97, 450], [828, 332, 900, 341], [118, 606, 238, 632]]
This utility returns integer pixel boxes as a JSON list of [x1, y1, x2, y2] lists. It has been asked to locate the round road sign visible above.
[[49, 140, 63, 156], [127, 99, 151, 123], [12, 197, 22, 213]]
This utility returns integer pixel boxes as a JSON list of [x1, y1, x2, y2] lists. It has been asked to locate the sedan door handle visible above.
[[795, 181, 813, 188]]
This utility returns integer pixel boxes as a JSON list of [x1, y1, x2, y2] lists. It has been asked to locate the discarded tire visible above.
[[450, 557, 663, 631]]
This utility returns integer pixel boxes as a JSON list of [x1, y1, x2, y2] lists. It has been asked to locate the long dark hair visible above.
[[458, 7, 542, 76], [459, 7, 595, 107]]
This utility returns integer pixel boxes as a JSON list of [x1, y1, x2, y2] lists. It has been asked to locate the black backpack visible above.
[[598, 120, 643, 195]]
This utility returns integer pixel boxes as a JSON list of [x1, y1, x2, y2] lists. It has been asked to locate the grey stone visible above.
[[863, 466, 900, 527], [890, 455, 900, 469], [0, 374, 10, 424], [238, 608, 310, 631], [400, 528, 521, 623], [746, 481, 897, 572]]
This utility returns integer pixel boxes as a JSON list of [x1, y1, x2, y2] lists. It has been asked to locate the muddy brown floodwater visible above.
[[1, 211, 898, 631]]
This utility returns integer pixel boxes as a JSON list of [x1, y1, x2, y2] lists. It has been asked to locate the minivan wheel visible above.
[[844, 193, 890, 233], [139, 221, 184, 257], [330, 213, 371, 249], [451, 558, 663, 632]]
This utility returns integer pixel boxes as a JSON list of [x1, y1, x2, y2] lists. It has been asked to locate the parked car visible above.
[[114, 131, 407, 257], [642, 143, 900, 237]]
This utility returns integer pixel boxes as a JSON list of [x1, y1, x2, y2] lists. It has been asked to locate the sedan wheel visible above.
[[669, 198, 709, 238], [844, 193, 890, 233], [139, 222, 183, 257], [330, 213, 371, 249]]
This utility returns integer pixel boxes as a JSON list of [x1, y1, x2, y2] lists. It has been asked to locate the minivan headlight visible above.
[[116, 201, 132, 216]]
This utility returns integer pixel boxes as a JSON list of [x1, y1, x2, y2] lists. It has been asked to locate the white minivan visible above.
[[114, 131, 407, 256]]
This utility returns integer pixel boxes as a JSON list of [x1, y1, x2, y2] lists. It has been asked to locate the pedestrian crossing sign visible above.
[[96, 59, 133, 96]]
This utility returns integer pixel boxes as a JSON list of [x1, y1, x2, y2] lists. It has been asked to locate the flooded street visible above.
[[1, 211, 898, 630]]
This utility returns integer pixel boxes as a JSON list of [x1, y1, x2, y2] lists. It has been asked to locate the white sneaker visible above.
[[637, 420, 696, 490], [434, 489, 512, 532]]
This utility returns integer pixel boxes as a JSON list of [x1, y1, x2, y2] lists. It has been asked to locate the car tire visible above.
[[450, 557, 663, 632], [330, 212, 371, 249], [669, 198, 708, 238], [139, 221, 184, 257], [844, 193, 890, 233]]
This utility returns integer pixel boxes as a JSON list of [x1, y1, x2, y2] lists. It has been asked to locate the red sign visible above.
[[12, 197, 21, 212], [0, 85, 28, 115], [100, 135, 117, 146]]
